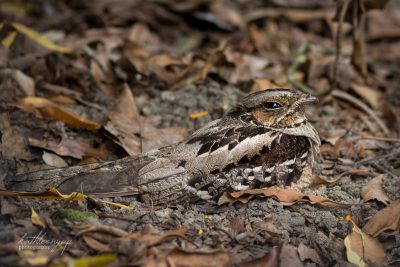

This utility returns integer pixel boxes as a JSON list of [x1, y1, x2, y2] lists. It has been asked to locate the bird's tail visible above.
[[5, 157, 146, 197]]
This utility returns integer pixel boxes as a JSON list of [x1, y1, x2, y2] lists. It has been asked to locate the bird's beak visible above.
[[299, 94, 318, 105]]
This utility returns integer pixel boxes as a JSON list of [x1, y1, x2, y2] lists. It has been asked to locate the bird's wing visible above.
[[183, 122, 279, 173], [136, 121, 281, 202], [139, 119, 279, 181]]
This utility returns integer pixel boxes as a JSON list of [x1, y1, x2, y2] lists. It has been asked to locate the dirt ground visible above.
[[0, 1, 399, 266]]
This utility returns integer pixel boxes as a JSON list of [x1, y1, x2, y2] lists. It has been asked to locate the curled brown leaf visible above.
[[361, 175, 391, 205], [363, 201, 400, 237], [20, 96, 101, 131], [344, 216, 388, 266], [218, 186, 339, 208]]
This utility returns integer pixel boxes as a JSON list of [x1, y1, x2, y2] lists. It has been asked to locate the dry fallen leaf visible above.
[[0, 242, 17, 256], [42, 151, 68, 168], [51, 254, 117, 267], [89, 48, 116, 99], [253, 78, 281, 91], [30, 207, 46, 228], [80, 225, 188, 259], [210, 1, 244, 29], [0, 121, 33, 161], [258, 214, 281, 238], [105, 84, 185, 155], [322, 128, 347, 146], [40, 82, 83, 99], [21, 96, 101, 131], [218, 186, 339, 207], [363, 201, 400, 237], [344, 216, 388, 267], [29, 137, 108, 160], [105, 84, 141, 154], [127, 22, 161, 47], [225, 50, 270, 84], [367, 1, 400, 40], [9, 69, 35, 96], [131, 228, 189, 247], [279, 244, 304, 267], [248, 24, 268, 55], [19, 249, 53, 266], [227, 216, 246, 235], [0, 23, 17, 48], [0, 199, 19, 216], [350, 83, 383, 110], [239, 246, 280, 267], [82, 235, 112, 253], [1, 188, 133, 210], [11, 22, 72, 53], [142, 54, 189, 84], [313, 169, 369, 187], [313, 175, 342, 187], [172, 47, 225, 90], [297, 242, 323, 266], [361, 175, 391, 205], [240, 244, 303, 267], [1, 187, 86, 201], [145, 248, 231, 267], [78, 224, 129, 237]]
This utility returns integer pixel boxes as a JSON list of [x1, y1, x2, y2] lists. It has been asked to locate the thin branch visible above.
[[331, 89, 389, 134], [332, 0, 351, 91], [351, 0, 367, 75], [354, 149, 400, 165], [361, 135, 400, 143]]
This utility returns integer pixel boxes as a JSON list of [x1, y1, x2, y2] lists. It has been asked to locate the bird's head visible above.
[[228, 89, 317, 128]]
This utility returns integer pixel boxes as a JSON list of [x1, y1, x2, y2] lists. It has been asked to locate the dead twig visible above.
[[172, 41, 227, 90], [371, 163, 398, 179], [244, 8, 334, 23], [331, 89, 389, 134], [360, 135, 400, 143], [351, 0, 367, 75], [331, 0, 350, 91], [354, 149, 400, 165], [76, 96, 108, 112], [337, 169, 369, 179]]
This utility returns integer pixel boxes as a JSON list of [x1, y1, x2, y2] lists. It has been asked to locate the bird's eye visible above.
[[264, 102, 283, 109]]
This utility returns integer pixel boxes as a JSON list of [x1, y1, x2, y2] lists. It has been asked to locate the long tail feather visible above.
[[5, 157, 146, 196]]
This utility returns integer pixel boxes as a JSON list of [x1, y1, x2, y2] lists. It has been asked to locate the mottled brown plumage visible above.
[[5, 89, 321, 205]]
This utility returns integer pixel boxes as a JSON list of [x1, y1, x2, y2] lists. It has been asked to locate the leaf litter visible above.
[[0, 0, 399, 266]]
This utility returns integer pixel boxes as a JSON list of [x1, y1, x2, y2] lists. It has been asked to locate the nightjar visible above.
[[5, 89, 321, 205]]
